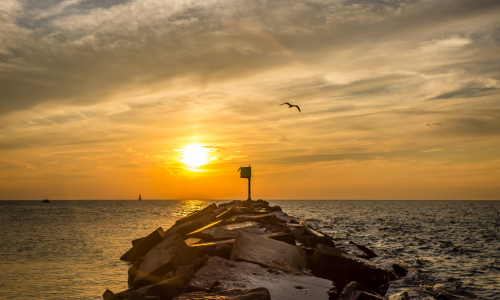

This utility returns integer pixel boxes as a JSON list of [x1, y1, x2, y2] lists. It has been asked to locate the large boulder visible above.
[[164, 215, 213, 239], [230, 232, 308, 273], [311, 244, 395, 296], [133, 234, 195, 288], [120, 227, 165, 262], [175, 204, 217, 226]]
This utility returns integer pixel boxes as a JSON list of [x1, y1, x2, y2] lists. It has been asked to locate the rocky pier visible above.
[[104, 199, 410, 300]]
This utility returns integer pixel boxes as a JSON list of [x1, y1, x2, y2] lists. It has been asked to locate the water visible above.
[[0, 200, 498, 299]]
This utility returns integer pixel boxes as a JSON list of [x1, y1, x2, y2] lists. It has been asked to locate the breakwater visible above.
[[104, 199, 411, 300]]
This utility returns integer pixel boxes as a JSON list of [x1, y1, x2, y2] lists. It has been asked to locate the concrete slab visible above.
[[134, 234, 195, 288], [230, 232, 308, 273], [120, 227, 165, 263], [185, 220, 224, 238], [187, 257, 332, 300], [311, 244, 395, 296], [213, 226, 267, 241]]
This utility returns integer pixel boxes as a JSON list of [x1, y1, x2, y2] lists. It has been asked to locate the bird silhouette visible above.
[[279, 102, 301, 112]]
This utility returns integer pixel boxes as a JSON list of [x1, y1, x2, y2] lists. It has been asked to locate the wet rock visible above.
[[164, 215, 213, 239], [173, 288, 271, 300], [337, 282, 385, 300], [186, 256, 332, 300], [230, 232, 308, 273], [387, 291, 410, 300], [272, 211, 299, 223], [348, 241, 377, 260], [103, 288, 115, 299], [175, 265, 196, 278], [262, 232, 296, 245], [390, 263, 408, 277], [175, 204, 217, 226], [121, 227, 165, 262], [311, 244, 395, 296], [133, 233, 195, 288]]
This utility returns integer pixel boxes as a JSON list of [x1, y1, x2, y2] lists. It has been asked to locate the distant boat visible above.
[[138, 194, 142, 201], [43, 198, 50, 203]]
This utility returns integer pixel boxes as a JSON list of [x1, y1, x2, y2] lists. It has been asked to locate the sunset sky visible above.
[[1, 0, 500, 200]]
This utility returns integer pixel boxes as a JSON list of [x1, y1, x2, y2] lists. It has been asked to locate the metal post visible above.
[[247, 177, 252, 201]]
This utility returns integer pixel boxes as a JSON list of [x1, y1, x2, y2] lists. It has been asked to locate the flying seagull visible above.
[[279, 102, 301, 112]]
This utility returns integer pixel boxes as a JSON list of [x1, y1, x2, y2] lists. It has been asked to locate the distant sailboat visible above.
[[138, 194, 142, 201], [43, 198, 50, 203]]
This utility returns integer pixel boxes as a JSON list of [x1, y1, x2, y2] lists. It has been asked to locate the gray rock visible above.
[[164, 215, 213, 239], [213, 226, 267, 241], [311, 244, 395, 296], [173, 288, 271, 300], [133, 234, 195, 288], [186, 256, 332, 300], [338, 282, 385, 300], [230, 232, 308, 273], [120, 227, 165, 262]]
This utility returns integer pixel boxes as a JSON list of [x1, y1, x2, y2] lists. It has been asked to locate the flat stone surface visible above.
[[311, 244, 395, 296], [193, 221, 261, 241], [120, 227, 165, 262], [187, 257, 332, 300], [230, 232, 308, 273], [213, 226, 267, 241], [387, 291, 410, 300], [190, 239, 235, 257], [174, 288, 271, 300], [226, 213, 278, 225], [134, 234, 195, 288]]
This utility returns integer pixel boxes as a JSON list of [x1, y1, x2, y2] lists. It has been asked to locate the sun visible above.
[[181, 144, 211, 168]]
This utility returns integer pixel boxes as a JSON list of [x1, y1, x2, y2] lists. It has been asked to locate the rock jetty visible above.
[[105, 199, 409, 300]]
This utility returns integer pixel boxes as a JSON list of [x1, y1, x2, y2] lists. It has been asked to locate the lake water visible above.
[[0, 200, 499, 299]]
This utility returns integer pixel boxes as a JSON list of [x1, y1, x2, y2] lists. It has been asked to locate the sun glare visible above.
[[181, 144, 210, 168]]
